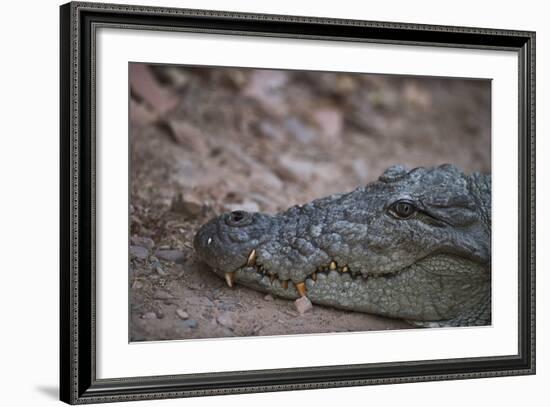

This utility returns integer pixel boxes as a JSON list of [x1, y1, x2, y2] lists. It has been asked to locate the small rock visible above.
[[367, 90, 395, 110], [165, 121, 209, 154], [141, 311, 157, 320], [130, 99, 158, 126], [249, 170, 284, 192], [243, 70, 288, 116], [276, 154, 317, 182], [130, 245, 149, 260], [283, 310, 300, 318], [154, 249, 186, 264], [263, 294, 274, 301], [252, 120, 285, 141], [131, 280, 143, 290], [163, 67, 191, 89], [403, 82, 432, 111], [155, 310, 165, 319], [336, 75, 357, 93], [131, 236, 155, 250], [175, 309, 189, 320], [312, 108, 343, 139], [183, 319, 198, 329], [171, 194, 203, 217], [285, 116, 316, 144], [351, 159, 370, 182], [224, 70, 248, 89], [153, 289, 175, 301], [129, 64, 179, 115], [216, 313, 233, 328], [150, 260, 168, 276], [294, 296, 313, 315]]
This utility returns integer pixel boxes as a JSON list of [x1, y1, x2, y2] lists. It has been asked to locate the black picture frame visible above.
[[60, 1, 536, 404]]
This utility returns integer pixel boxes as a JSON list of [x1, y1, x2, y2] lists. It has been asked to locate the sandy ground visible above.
[[128, 64, 490, 341]]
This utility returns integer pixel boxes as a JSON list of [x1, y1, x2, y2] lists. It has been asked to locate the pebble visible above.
[[163, 67, 191, 89], [276, 154, 317, 182], [129, 64, 179, 115], [263, 294, 274, 301], [175, 309, 189, 320], [312, 108, 343, 139], [216, 313, 233, 328], [285, 116, 316, 144], [141, 312, 157, 320], [130, 99, 157, 127], [171, 194, 203, 217], [183, 319, 198, 329], [351, 159, 370, 182], [154, 249, 186, 264], [294, 296, 313, 315], [153, 289, 175, 300], [254, 120, 285, 141], [166, 121, 209, 155], [131, 280, 143, 289], [130, 236, 155, 250], [404, 82, 432, 111], [151, 260, 168, 276], [130, 245, 149, 260]]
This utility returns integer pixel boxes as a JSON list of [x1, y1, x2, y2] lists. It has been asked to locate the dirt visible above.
[[129, 64, 491, 341]]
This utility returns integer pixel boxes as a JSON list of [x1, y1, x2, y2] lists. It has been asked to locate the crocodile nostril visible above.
[[225, 210, 253, 227], [231, 211, 245, 222]]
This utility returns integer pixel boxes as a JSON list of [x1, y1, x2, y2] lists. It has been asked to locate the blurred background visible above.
[[129, 63, 491, 341]]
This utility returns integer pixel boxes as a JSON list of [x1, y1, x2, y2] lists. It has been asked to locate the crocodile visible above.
[[193, 164, 491, 327]]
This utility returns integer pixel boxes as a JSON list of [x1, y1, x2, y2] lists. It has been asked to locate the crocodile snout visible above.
[[193, 211, 275, 276]]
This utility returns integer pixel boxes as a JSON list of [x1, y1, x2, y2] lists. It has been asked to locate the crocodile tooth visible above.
[[311, 271, 317, 281], [342, 266, 349, 273], [281, 280, 289, 289], [294, 281, 306, 297], [224, 272, 235, 288], [246, 249, 257, 266], [329, 261, 337, 270]]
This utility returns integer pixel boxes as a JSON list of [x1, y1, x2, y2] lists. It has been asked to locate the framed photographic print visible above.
[[60, 1, 536, 404]]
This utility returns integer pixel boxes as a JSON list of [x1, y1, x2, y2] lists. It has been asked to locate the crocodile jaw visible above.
[[203, 252, 490, 327]]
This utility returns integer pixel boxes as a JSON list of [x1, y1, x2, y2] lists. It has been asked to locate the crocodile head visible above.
[[194, 164, 491, 327]]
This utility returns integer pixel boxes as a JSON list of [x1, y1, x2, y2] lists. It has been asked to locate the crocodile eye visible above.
[[389, 200, 417, 219], [226, 210, 253, 227]]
